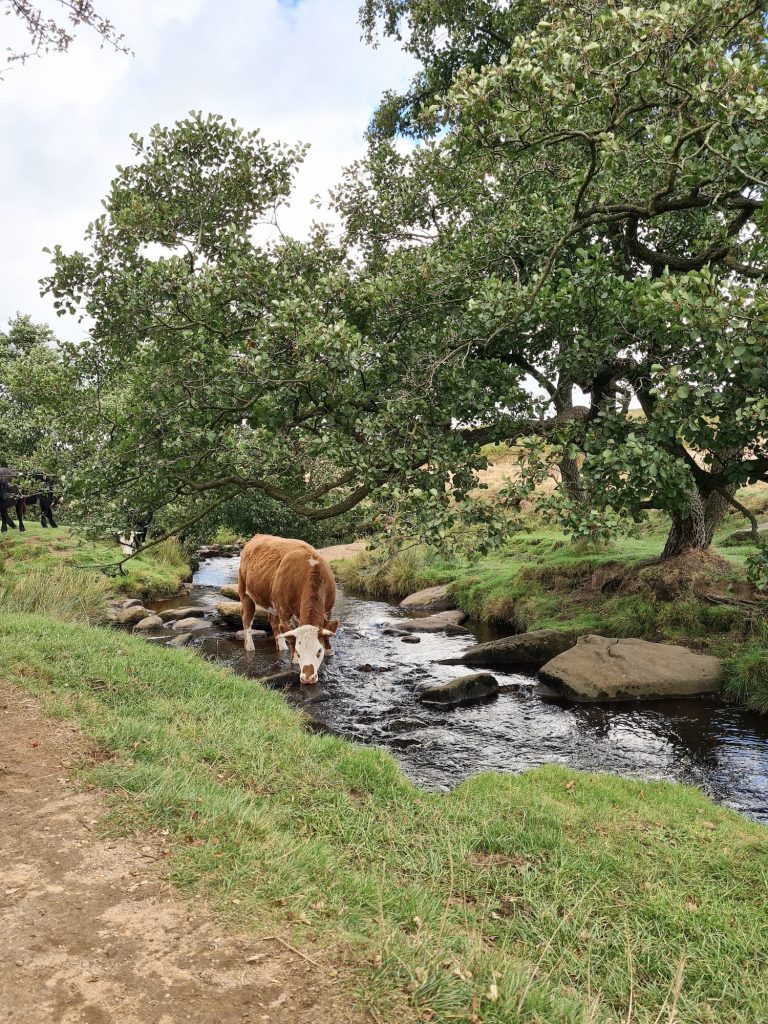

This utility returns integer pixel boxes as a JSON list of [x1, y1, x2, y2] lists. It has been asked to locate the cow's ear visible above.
[[321, 619, 339, 636]]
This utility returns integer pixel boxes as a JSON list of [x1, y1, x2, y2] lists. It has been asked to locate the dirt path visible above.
[[0, 684, 364, 1024]]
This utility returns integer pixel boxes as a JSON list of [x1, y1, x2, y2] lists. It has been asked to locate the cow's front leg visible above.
[[240, 591, 258, 652], [16, 501, 25, 533], [270, 614, 289, 652]]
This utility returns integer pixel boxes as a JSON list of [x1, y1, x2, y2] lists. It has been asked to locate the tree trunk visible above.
[[661, 489, 730, 559], [558, 455, 584, 504]]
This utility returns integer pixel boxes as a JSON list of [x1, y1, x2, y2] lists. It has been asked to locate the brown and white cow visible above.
[[238, 534, 339, 685]]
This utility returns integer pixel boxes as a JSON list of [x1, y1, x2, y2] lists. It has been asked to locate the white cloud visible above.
[[0, 0, 414, 338]]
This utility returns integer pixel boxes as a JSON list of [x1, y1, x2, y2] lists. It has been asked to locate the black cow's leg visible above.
[[17, 500, 25, 532], [41, 496, 57, 528]]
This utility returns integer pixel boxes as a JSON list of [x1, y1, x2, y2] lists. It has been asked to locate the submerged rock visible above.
[[441, 629, 577, 669], [132, 614, 164, 632], [400, 584, 453, 611], [401, 635, 421, 644], [419, 672, 499, 707], [396, 609, 469, 634], [539, 635, 725, 702]]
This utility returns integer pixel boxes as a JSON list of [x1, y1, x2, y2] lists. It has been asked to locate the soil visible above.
[[0, 684, 365, 1024]]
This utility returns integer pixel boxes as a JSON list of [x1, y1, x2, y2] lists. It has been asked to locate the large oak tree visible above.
[[349, 0, 768, 556]]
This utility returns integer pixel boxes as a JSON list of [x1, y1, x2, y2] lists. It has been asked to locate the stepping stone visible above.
[[133, 614, 164, 631], [172, 617, 211, 632], [159, 606, 209, 622]]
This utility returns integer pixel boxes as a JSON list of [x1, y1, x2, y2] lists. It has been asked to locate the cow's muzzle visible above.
[[300, 667, 318, 686]]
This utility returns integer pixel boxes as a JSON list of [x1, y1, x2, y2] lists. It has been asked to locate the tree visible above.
[[3, 1, 127, 74], [39, 113, 515, 552], [347, 0, 768, 556], [0, 314, 62, 466]]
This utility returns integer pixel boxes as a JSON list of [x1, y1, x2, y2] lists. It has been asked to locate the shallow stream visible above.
[[148, 554, 768, 822]]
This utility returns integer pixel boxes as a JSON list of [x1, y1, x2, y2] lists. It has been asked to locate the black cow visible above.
[[0, 470, 58, 533], [0, 471, 24, 532]]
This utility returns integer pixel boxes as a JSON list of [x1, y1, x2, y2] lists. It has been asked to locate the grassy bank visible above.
[[0, 524, 191, 619], [1, 611, 767, 1023], [337, 529, 768, 713]]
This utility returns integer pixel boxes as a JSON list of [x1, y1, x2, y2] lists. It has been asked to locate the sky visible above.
[[0, 0, 414, 340]]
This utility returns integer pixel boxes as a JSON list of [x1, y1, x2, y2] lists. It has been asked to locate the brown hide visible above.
[[238, 534, 337, 639]]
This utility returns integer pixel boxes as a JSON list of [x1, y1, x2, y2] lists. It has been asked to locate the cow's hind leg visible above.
[[42, 498, 58, 528], [240, 591, 258, 652]]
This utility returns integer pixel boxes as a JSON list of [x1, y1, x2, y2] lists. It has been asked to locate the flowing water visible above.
[[148, 554, 768, 822]]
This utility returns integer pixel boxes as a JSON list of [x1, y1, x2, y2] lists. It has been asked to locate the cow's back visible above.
[[239, 534, 317, 609], [272, 546, 336, 621]]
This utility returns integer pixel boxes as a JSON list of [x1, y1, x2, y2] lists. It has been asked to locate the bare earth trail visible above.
[[0, 684, 364, 1024]]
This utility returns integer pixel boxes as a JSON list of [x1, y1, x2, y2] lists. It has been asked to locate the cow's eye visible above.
[[317, 649, 322, 657]]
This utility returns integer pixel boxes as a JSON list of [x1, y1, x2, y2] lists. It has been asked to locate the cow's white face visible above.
[[278, 624, 334, 685]]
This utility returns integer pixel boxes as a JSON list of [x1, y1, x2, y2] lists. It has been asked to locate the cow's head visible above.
[[278, 623, 337, 685]]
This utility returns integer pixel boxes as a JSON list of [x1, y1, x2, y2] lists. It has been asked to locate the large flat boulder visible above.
[[220, 583, 240, 599], [396, 609, 470, 634], [539, 635, 725, 702], [400, 584, 453, 611], [420, 673, 498, 707], [441, 629, 577, 669]]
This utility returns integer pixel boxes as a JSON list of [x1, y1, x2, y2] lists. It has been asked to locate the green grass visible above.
[[1, 611, 767, 1023], [0, 523, 191, 600]]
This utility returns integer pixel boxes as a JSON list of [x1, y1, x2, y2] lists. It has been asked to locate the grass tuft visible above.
[[0, 563, 110, 623]]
